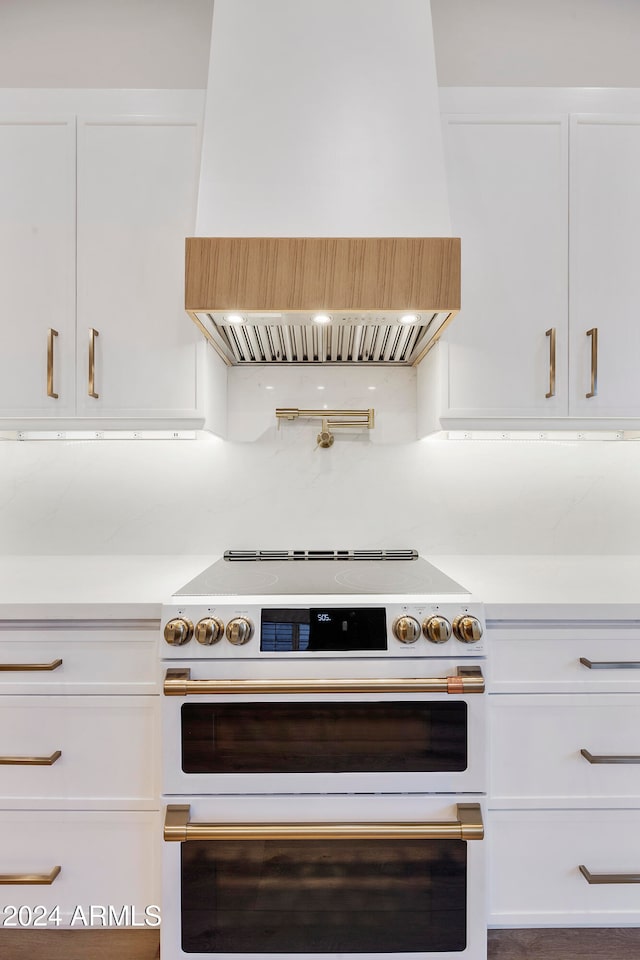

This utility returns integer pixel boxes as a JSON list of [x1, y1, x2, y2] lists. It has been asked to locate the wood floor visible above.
[[2, 927, 640, 959]]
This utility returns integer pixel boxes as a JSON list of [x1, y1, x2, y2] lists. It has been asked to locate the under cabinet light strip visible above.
[[3, 431, 197, 442]]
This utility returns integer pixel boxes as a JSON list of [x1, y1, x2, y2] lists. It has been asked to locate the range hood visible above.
[[188, 0, 458, 367]]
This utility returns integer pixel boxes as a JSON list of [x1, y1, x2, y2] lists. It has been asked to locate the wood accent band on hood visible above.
[[185, 237, 461, 313]]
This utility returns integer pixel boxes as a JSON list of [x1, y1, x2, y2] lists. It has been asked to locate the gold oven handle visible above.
[[0, 660, 63, 672], [163, 666, 484, 697], [0, 866, 61, 885], [164, 803, 483, 843], [579, 865, 640, 885]]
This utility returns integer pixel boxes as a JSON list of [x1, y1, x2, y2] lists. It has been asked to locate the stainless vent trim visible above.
[[223, 549, 420, 562]]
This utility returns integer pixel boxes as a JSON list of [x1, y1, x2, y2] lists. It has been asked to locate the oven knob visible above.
[[452, 615, 483, 644], [392, 616, 421, 645], [423, 616, 452, 644], [163, 618, 194, 646], [195, 617, 224, 645], [226, 617, 254, 646]]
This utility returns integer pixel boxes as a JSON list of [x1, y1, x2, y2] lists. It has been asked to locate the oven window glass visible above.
[[181, 702, 467, 773], [181, 837, 467, 953]]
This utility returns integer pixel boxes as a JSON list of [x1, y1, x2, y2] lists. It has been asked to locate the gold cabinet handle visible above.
[[579, 864, 640, 885], [580, 657, 640, 670], [580, 749, 640, 765], [0, 659, 62, 672], [586, 327, 598, 398], [545, 327, 556, 398], [164, 803, 483, 843], [0, 866, 61, 885], [163, 666, 485, 697], [88, 327, 99, 398], [0, 751, 62, 766], [47, 329, 59, 399]]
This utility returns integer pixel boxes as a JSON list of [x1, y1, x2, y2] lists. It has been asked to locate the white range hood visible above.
[[188, 0, 459, 366]]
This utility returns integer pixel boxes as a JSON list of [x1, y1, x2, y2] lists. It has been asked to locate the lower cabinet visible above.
[[488, 618, 640, 928], [0, 619, 160, 927], [0, 811, 160, 926]]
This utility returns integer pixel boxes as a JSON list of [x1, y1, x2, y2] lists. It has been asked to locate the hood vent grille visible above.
[[192, 312, 451, 366]]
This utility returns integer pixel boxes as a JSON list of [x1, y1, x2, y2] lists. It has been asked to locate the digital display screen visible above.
[[261, 608, 387, 652]]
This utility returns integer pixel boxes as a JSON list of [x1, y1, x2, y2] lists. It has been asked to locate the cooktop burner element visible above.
[[174, 549, 470, 598]]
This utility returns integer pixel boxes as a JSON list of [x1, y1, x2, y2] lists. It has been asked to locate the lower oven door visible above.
[[162, 660, 486, 795], [161, 794, 486, 960]]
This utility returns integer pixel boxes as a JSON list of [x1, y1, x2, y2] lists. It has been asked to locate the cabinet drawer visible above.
[[490, 694, 640, 807], [0, 811, 159, 925], [0, 622, 158, 694], [490, 623, 640, 692], [490, 809, 640, 926], [0, 697, 158, 808]]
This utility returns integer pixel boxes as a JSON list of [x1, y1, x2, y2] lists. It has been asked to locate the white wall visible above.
[[3, 1, 640, 90], [1, 433, 639, 556], [431, 0, 640, 86], [0, 0, 213, 88]]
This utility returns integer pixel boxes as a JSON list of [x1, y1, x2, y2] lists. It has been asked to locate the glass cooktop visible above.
[[174, 550, 470, 598]]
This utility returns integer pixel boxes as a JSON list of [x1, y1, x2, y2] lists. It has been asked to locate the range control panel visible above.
[[161, 602, 486, 659]]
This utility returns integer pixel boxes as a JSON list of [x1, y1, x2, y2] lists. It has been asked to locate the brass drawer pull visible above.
[[164, 666, 485, 697], [581, 749, 640, 765], [88, 327, 99, 399], [0, 866, 61, 885], [164, 803, 484, 843], [0, 660, 62, 672], [580, 657, 640, 670], [585, 327, 598, 398], [0, 751, 62, 766], [579, 864, 640, 885], [47, 329, 59, 399], [545, 327, 556, 398]]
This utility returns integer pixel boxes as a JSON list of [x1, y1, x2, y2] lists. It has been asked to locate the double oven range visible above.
[[161, 550, 487, 960]]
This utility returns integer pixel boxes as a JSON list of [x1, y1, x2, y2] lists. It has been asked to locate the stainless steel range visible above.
[[161, 550, 487, 960]]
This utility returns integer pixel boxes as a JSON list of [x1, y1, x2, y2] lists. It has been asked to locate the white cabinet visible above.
[[0, 118, 76, 419], [0, 618, 160, 920], [488, 617, 640, 927], [442, 116, 569, 420], [76, 116, 201, 421], [437, 97, 640, 431], [0, 101, 205, 430], [569, 115, 640, 418]]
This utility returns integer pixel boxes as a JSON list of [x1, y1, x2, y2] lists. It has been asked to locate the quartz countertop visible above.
[[0, 554, 637, 620]]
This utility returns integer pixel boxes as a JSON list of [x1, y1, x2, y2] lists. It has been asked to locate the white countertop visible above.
[[0, 554, 637, 620]]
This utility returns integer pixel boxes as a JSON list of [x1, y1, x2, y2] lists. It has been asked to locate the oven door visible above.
[[162, 660, 485, 795], [161, 794, 486, 960]]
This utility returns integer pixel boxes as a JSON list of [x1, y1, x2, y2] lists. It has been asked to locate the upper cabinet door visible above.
[[442, 117, 569, 419], [569, 116, 640, 418], [76, 117, 201, 420], [0, 118, 76, 417]]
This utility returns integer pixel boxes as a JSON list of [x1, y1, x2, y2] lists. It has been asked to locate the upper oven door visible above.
[[162, 659, 486, 795]]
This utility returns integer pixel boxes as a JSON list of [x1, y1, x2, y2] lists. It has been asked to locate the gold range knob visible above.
[[164, 618, 194, 646], [452, 615, 483, 644], [392, 616, 421, 645], [195, 617, 224, 646], [226, 617, 254, 646], [423, 616, 452, 644]]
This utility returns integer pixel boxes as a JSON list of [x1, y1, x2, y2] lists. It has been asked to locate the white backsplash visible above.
[[1, 430, 639, 556]]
